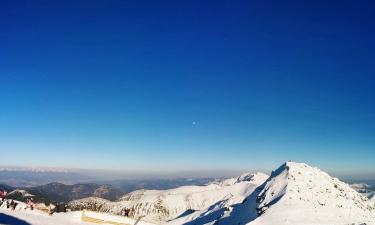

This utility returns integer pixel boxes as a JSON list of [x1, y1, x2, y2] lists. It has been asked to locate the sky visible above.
[[1, 1, 375, 177]]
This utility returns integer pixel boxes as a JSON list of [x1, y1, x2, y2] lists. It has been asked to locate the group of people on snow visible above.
[[0, 190, 18, 210], [0, 189, 34, 211], [122, 207, 136, 217], [1, 189, 68, 216]]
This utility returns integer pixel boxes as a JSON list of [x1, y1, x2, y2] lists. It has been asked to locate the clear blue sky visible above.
[[1, 1, 374, 176]]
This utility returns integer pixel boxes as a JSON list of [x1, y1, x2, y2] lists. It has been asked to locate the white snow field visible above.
[[2, 162, 375, 225], [0, 201, 153, 225], [69, 172, 268, 223]]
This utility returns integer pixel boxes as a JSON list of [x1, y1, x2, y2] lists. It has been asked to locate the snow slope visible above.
[[0, 201, 153, 225], [252, 162, 375, 225], [170, 162, 375, 225], [0, 201, 86, 225], [69, 172, 268, 223]]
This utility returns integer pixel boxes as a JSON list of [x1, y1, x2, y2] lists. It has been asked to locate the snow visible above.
[[351, 183, 371, 190], [2, 162, 375, 225], [0, 201, 85, 225], [351, 183, 375, 199], [249, 162, 375, 225], [168, 162, 375, 225], [217, 172, 268, 186], [0, 201, 153, 225], [69, 172, 268, 223], [8, 189, 35, 198]]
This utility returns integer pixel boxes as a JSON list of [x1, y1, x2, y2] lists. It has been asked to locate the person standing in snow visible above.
[[1, 191, 6, 201], [10, 200, 15, 210], [25, 199, 34, 210]]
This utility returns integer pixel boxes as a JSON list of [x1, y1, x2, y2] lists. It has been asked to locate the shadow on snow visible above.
[[181, 188, 261, 225], [0, 213, 31, 225]]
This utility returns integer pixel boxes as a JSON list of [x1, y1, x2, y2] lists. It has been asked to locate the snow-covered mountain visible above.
[[68, 172, 268, 223], [4, 162, 375, 225], [171, 162, 375, 225]]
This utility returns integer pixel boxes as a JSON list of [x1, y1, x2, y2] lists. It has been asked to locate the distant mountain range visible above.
[[0, 176, 219, 205], [0, 168, 91, 187], [2, 182, 124, 204], [100, 177, 218, 193]]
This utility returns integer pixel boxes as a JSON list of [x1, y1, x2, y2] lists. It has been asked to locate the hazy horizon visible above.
[[1, 162, 375, 181]]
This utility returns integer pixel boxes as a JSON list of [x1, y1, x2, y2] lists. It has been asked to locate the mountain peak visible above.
[[171, 161, 375, 225], [219, 172, 269, 186], [254, 161, 375, 224]]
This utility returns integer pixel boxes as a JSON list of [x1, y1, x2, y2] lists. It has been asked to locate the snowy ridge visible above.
[[8, 189, 35, 197], [69, 172, 268, 223], [252, 162, 375, 224], [217, 172, 268, 186], [170, 162, 375, 225]]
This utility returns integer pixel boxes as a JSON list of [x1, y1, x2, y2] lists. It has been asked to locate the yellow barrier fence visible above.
[[81, 210, 133, 225]]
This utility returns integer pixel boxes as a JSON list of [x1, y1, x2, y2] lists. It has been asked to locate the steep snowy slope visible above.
[[252, 162, 375, 225], [170, 162, 375, 225], [69, 172, 268, 223]]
